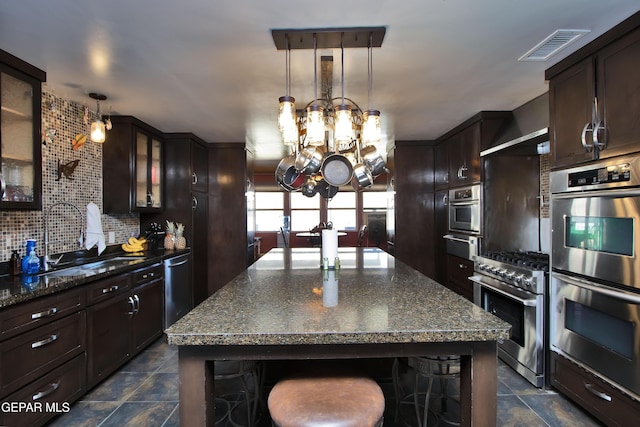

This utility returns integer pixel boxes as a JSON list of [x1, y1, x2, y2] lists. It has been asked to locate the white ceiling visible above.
[[1, 1, 638, 164]]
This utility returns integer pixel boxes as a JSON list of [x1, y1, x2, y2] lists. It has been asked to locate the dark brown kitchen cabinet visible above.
[[103, 115, 164, 213], [547, 18, 640, 168], [434, 142, 449, 190], [446, 254, 473, 301], [0, 49, 45, 210], [86, 265, 164, 388], [142, 132, 207, 306], [550, 351, 640, 427], [0, 287, 86, 426], [393, 142, 436, 278], [434, 189, 448, 285]]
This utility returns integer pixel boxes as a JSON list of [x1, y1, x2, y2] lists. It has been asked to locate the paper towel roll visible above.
[[322, 228, 338, 267], [323, 270, 338, 307]]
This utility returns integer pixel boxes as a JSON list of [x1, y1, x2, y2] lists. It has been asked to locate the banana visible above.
[[121, 243, 143, 253], [128, 236, 147, 246]]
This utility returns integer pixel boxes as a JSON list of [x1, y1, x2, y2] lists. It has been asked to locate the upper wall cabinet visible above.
[[0, 49, 45, 210], [103, 116, 164, 213], [548, 19, 640, 169]]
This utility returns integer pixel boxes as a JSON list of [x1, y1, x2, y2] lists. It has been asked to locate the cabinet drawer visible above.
[[0, 288, 84, 342], [0, 311, 85, 398], [85, 274, 130, 306], [446, 255, 474, 301], [132, 263, 163, 286], [551, 352, 640, 427], [0, 353, 85, 427]]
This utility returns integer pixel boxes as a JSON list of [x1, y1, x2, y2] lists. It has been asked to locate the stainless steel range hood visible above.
[[481, 93, 549, 157]]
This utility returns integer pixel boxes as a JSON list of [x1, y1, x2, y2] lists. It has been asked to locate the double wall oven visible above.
[[550, 154, 640, 401]]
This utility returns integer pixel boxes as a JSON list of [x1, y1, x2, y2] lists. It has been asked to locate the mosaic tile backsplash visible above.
[[0, 90, 139, 263]]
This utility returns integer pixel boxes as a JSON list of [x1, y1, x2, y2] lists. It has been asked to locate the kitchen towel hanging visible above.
[[85, 202, 106, 255]]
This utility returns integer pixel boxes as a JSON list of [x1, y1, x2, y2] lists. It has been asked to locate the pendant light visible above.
[[306, 33, 325, 146], [278, 34, 298, 146], [89, 93, 107, 143], [361, 33, 382, 147], [333, 33, 354, 148]]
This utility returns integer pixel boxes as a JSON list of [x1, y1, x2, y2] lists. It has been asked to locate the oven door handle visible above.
[[551, 187, 640, 199], [469, 275, 537, 306], [554, 272, 640, 304], [443, 234, 474, 244]]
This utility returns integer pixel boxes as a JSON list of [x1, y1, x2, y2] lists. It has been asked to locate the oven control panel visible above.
[[568, 163, 631, 188], [475, 258, 546, 295]]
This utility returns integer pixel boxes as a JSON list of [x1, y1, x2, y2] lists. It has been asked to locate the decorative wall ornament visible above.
[[56, 159, 80, 180]]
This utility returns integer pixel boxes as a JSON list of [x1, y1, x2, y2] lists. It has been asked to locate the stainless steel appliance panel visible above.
[[449, 184, 482, 235], [551, 188, 640, 290], [471, 274, 544, 387], [164, 253, 192, 329], [444, 234, 479, 260], [551, 272, 640, 399]]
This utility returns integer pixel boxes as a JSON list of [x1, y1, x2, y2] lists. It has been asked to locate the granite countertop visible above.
[[165, 247, 511, 346], [0, 248, 190, 309]]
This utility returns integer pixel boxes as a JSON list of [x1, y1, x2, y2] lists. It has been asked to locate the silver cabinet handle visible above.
[[142, 272, 154, 279], [133, 294, 140, 314], [580, 122, 595, 152], [592, 120, 607, 150], [584, 382, 612, 402], [192, 172, 198, 185], [168, 259, 189, 268], [192, 196, 198, 210], [32, 381, 60, 401], [102, 285, 119, 294], [457, 164, 468, 180], [458, 264, 467, 269], [443, 172, 449, 184], [128, 296, 135, 315], [31, 307, 58, 319], [442, 193, 448, 206], [32, 334, 58, 349]]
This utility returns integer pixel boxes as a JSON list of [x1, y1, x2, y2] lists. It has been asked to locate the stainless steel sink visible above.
[[39, 256, 147, 277]]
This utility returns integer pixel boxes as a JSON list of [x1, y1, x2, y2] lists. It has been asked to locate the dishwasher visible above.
[[164, 252, 192, 328]]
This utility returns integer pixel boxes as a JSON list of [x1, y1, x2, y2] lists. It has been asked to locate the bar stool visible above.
[[215, 360, 263, 427], [268, 374, 385, 427], [392, 356, 461, 427]]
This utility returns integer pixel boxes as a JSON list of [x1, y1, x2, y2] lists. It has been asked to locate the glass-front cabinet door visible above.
[[135, 131, 163, 210], [0, 51, 45, 210]]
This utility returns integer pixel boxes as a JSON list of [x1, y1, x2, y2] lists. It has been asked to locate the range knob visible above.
[[522, 277, 535, 291], [478, 263, 487, 271], [513, 274, 525, 284], [505, 271, 515, 280], [490, 267, 500, 274], [498, 269, 508, 277]]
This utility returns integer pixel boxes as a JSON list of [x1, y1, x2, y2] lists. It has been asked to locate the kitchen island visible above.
[[165, 247, 511, 426]]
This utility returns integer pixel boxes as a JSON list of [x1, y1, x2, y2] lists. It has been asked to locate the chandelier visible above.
[[273, 27, 389, 198]]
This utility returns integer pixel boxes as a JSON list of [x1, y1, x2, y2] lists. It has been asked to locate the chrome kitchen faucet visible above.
[[42, 202, 84, 271]]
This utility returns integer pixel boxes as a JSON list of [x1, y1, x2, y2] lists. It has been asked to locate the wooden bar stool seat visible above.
[[268, 375, 385, 427]]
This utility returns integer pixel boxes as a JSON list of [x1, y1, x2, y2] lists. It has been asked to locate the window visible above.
[[363, 191, 388, 213], [327, 192, 356, 230], [290, 192, 320, 231], [255, 192, 284, 231]]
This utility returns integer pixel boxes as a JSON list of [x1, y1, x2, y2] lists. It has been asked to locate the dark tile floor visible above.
[[47, 339, 605, 426]]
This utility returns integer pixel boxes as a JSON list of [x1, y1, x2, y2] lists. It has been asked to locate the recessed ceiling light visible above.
[[519, 29, 590, 61]]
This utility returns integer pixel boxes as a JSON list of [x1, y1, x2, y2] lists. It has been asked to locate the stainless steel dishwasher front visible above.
[[163, 252, 192, 328]]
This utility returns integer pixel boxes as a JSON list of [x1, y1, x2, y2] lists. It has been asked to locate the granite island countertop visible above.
[[165, 247, 511, 346], [0, 248, 190, 309]]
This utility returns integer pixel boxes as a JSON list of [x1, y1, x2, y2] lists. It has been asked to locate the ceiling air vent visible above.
[[519, 29, 590, 61]]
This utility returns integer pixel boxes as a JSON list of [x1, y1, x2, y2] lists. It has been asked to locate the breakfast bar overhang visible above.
[[165, 248, 511, 426]]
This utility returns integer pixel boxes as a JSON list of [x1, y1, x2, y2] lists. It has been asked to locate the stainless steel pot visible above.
[[276, 156, 305, 190], [295, 147, 323, 174], [353, 163, 373, 188], [321, 154, 354, 187], [360, 145, 387, 176]]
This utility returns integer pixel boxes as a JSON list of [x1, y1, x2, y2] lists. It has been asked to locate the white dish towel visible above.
[[85, 203, 106, 255]]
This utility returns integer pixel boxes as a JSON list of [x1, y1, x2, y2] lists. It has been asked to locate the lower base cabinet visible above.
[[550, 351, 640, 426], [446, 254, 474, 301]]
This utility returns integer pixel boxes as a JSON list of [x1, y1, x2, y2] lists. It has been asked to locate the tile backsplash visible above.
[[0, 90, 139, 262]]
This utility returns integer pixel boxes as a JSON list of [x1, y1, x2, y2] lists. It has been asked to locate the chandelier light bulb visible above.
[[91, 119, 106, 143], [306, 105, 325, 146], [278, 96, 297, 131], [334, 105, 354, 148], [362, 110, 381, 147], [282, 124, 299, 146]]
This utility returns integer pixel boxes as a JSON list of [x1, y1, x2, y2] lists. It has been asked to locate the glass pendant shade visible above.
[[334, 104, 354, 147], [91, 120, 106, 143], [281, 124, 299, 146], [278, 96, 297, 131], [361, 109, 381, 147], [306, 105, 325, 146]]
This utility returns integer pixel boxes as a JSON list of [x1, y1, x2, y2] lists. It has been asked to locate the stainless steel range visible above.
[[470, 251, 549, 388]]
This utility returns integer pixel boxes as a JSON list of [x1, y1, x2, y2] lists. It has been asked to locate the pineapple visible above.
[[175, 223, 186, 250], [164, 220, 175, 250]]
